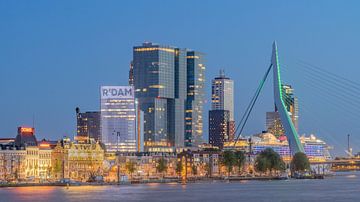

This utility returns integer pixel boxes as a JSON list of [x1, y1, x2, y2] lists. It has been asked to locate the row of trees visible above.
[[123, 149, 311, 179], [221, 148, 311, 176], [221, 150, 246, 176], [124, 157, 169, 179]]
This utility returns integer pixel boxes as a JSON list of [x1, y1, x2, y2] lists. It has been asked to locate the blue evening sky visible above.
[[1, 0, 360, 155]]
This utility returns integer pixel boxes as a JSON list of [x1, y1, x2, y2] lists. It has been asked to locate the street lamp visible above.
[[113, 131, 121, 184]]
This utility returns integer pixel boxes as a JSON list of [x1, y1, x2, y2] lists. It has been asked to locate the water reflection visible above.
[[1, 172, 360, 202]]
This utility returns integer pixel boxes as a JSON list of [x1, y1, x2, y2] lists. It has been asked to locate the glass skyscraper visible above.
[[185, 51, 205, 147], [100, 86, 137, 152], [133, 42, 186, 152]]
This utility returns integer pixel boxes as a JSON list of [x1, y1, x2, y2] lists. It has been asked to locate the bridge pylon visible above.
[[271, 41, 304, 154]]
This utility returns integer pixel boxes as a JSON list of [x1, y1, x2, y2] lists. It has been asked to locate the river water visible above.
[[1, 172, 359, 202]]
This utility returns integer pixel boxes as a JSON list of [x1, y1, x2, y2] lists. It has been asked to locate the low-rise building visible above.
[[52, 137, 105, 182]]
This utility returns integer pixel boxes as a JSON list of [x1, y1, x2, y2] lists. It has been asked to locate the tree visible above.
[[156, 157, 168, 178], [255, 157, 269, 174], [125, 161, 137, 179], [221, 150, 236, 177], [291, 152, 310, 173], [234, 151, 246, 175], [254, 148, 285, 175], [175, 160, 183, 178]]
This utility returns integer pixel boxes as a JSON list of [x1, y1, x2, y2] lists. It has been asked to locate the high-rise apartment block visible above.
[[209, 71, 235, 148], [185, 51, 205, 147], [211, 70, 234, 121]]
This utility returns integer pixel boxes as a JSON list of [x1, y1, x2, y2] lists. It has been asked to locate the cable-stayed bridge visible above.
[[233, 41, 360, 160]]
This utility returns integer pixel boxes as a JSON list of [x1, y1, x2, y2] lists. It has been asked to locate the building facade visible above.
[[52, 137, 104, 182], [133, 42, 187, 152], [211, 70, 234, 121], [208, 71, 235, 149], [266, 84, 299, 138], [15, 127, 37, 147], [185, 51, 205, 147], [75, 108, 101, 142], [100, 86, 137, 152], [208, 110, 231, 149]]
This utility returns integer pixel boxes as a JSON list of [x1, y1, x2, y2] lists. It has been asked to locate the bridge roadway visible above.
[[310, 158, 360, 171], [310, 159, 360, 165]]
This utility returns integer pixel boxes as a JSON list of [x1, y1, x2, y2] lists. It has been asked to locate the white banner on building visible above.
[[100, 86, 134, 99]]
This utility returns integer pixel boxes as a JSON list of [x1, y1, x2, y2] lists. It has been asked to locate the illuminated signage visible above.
[[20, 127, 34, 134], [101, 86, 134, 99]]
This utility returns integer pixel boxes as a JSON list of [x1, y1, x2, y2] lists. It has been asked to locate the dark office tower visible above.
[[76, 107, 101, 142], [185, 51, 205, 147], [129, 61, 134, 86], [208, 110, 230, 149], [133, 42, 186, 152]]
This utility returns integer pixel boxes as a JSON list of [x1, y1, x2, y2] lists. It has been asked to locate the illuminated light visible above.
[[39, 143, 50, 148], [20, 127, 34, 133], [149, 85, 165, 89], [186, 55, 200, 59], [134, 47, 175, 53]]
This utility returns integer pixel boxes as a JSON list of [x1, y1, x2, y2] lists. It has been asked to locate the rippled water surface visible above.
[[1, 172, 360, 202]]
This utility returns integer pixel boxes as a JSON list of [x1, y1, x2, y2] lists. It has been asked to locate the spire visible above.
[[219, 69, 225, 78]]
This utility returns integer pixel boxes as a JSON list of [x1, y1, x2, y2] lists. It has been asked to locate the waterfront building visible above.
[[100, 86, 137, 152], [208, 110, 231, 149], [266, 84, 299, 138], [0, 137, 56, 181], [0, 145, 26, 181], [133, 42, 187, 152], [185, 51, 206, 148], [38, 139, 57, 179], [75, 107, 101, 142], [178, 150, 220, 177], [0, 138, 15, 146], [103, 152, 178, 182], [0, 128, 59, 181], [224, 132, 331, 162], [52, 137, 105, 182]]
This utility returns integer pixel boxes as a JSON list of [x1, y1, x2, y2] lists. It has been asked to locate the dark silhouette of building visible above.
[[76, 107, 101, 142], [208, 110, 230, 149]]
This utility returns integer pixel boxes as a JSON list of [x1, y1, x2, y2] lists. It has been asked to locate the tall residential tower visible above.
[[209, 71, 235, 148], [185, 51, 205, 147]]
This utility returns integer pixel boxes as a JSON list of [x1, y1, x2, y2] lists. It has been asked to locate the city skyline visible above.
[[2, 1, 360, 155]]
